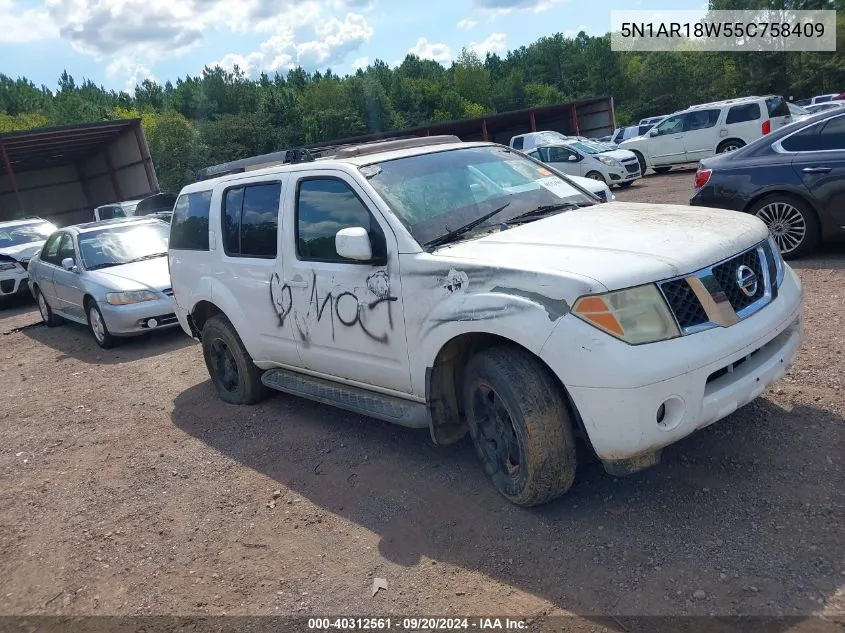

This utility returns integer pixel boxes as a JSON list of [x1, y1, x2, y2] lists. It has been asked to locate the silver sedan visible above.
[[27, 218, 179, 348]]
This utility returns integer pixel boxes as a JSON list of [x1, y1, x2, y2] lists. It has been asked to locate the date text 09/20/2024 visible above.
[[307, 618, 528, 630]]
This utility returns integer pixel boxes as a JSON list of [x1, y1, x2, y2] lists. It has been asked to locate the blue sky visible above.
[[0, 0, 707, 93]]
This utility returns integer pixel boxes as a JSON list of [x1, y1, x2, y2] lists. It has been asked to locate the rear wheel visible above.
[[750, 194, 820, 259], [717, 139, 745, 154], [202, 315, 270, 405], [462, 345, 577, 507], [35, 287, 63, 327], [653, 166, 672, 174]]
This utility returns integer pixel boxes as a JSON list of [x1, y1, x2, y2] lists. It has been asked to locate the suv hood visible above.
[[85, 256, 171, 292], [435, 202, 768, 291], [0, 242, 44, 261]]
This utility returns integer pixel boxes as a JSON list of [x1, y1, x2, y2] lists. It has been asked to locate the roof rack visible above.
[[333, 135, 462, 158], [197, 148, 316, 181]]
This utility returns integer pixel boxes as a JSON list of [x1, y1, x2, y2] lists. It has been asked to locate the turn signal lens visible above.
[[573, 284, 681, 345]]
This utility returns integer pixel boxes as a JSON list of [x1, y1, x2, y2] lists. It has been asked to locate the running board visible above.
[[261, 368, 429, 429]]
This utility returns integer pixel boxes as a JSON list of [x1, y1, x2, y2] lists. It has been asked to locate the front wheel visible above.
[[462, 345, 577, 507], [750, 194, 820, 259], [585, 171, 606, 184], [87, 301, 117, 349], [653, 166, 672, 174], [617, 181, 634, 189], [201, 315, 270, 405]]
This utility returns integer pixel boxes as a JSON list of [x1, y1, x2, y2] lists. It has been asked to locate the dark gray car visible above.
[[27, 217, 178, 348]]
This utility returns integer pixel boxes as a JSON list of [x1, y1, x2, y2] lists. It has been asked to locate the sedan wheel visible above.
[[751, 195, 820, 259], [87, 302, 116, 348]]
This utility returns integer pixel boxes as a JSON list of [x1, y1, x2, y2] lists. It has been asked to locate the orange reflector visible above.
[[576, 296, 608, 313], [574, 296, 626, 337]]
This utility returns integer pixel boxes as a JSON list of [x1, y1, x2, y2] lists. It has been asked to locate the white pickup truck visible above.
[[168, 136, 804, 506]]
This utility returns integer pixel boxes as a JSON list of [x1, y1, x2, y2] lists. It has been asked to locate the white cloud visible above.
[[408, 37, 452, 63], [0, 0, 58, 43], [469, 32, 507, 56], [473, 0, 566, 15], [351, 56, 370, 69], [456, 18, 477, 29], [106, 58, 157, 93]]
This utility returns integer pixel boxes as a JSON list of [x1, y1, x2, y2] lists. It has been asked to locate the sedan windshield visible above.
[[364, 145, 595, 247], [568, 141, 609, 155], [79, 222, 170, 270], [0, 222, 56, 248]]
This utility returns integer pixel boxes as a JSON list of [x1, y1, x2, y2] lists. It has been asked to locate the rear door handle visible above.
[[286, 275, 309, 288], [802, 166, 831, 174]]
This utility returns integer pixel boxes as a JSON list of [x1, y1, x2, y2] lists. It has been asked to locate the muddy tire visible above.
[[34, 287, 63, 327], [461, 345, 577, 507], [202, 314, 270, 405]]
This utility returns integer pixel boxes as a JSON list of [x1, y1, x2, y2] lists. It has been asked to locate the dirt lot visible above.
[[1, 171, 843, 630]]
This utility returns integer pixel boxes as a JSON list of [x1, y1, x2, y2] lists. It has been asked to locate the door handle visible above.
[[802, 166, 831, 174]]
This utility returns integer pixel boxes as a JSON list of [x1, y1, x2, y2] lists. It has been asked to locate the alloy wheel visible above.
[[756, 201, 807, 255], [89, 306, 106, 343], [37, 293, 49, 322]]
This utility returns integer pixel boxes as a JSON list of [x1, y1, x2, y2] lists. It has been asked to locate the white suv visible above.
[[169, 136, 804, 506], [0, 218, 57, 301], [620, 95, 794, 174]]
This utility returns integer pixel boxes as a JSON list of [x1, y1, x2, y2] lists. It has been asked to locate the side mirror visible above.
[[335, 227, 373, 262], [61, 257, 78, 272], [649, 128, 659, 137]]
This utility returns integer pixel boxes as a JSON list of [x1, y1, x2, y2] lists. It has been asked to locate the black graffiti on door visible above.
[[270, 270, 398, 343]]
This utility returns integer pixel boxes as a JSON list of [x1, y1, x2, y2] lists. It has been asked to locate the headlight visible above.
[[106, 290, 159, 305], [0, 262, 18, 271], [597, 155, 621, 168], [767, 235, 785, 287], [572, 284, 680, 345]]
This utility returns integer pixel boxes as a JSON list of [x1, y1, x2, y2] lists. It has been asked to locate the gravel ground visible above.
[[0, 171, 843, 631]]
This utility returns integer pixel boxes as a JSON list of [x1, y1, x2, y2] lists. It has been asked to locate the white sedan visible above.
[[525, 138, 642, 188]]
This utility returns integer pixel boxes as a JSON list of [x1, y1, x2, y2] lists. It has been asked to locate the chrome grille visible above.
[[658, 241, 775, 335]]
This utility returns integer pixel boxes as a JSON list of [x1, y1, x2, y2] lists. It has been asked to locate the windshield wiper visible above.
[[124, 252, 168, 264], [424, 202, 511, 249], [87, 262, 122, 271], [507, 202, 583, 225]]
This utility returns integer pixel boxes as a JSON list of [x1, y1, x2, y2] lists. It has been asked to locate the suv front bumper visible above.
[[0, 268, 31, 298], [540, 266, 804, 471]]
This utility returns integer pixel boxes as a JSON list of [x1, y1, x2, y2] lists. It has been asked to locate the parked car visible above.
[[169, 135, 803, 507], [638, 115, 666, 135], [0, 218, 56, 302], [509, 131, 570, 152], [93, 199, 143, 222], [803, 102, 845, 115], [691, 109, 845, 259], [620, 95, 794, 174], [134, 192, 178, 223], [608, 125, 641, 147], [523, 138, 641, 188], [28, 217, 178, 348], [810, 93, 844, 105], [596, 135, 613, 144]]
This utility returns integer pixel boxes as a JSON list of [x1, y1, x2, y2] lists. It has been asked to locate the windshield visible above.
[[365, 145, 594, 247], [568, 141, 608, 155], [788, 102, 810, 116], [0, 222, 56, 248], [79, 222, 170, 270]]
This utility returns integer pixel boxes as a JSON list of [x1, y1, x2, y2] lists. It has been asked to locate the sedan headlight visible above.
[[106, 290, 159, 305], [0, 262, 19, 271], [572, 284, 680, 345], [767, 235, 785, 287], [597, 155, 621, 168]]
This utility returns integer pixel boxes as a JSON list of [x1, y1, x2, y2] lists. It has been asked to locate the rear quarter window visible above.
[[726, 103, 761, 124], [766, 97, 790, 118], [170, 190, 212, 250]]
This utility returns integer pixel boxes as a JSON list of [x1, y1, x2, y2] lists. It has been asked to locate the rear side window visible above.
[[766, 97, 790, 118], [818, 114, 845, 150], [170, 190, 212, 250], [512, 137, 524, 150], [222, 182, 281, 258], [726, 103, 761, 124]]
